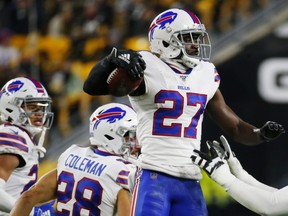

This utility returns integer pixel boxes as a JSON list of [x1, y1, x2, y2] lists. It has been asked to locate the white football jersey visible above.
[[129, 51, 220, 179], [0, 123, 39, 216], [56, 145, 136, 216]]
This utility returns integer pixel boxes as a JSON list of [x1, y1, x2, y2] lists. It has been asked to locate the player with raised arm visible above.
[[83, 8, 284, 216], [0, 77, 55, 216], [192, 135, 288, 216], [10, 103, 138, 216]]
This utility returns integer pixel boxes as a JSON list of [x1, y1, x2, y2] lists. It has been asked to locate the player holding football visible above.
[[192, 135, 288, 216], [83, 8, 285, 216], [0, 77, 55, 216], [10, 103, 138, 216]]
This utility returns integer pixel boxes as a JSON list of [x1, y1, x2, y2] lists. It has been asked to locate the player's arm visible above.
[[83, 47, 146, 96], [0, 154, 21, 212], [191, 142, 288, 216], [206, 89, 284, 145], [10, 169, 57, 216], [117, 188, 132, 216], [83, 56, 115, 95]]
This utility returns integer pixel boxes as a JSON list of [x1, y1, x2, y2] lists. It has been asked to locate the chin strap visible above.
[[163, 58, 188, 71], [36, 127, 47, 158]]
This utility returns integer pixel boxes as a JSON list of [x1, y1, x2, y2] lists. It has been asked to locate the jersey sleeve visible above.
[[227, 179, 288, 215], [0, 128, 30, 166], [111, 158, 136, 193], [213, 163, 288, 215]]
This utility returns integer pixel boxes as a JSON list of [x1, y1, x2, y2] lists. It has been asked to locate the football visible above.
[[106, 67, 143, 97]]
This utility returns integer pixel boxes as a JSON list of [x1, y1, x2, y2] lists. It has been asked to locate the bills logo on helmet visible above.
[[0, 80, 24, 98], [92, 107, 127, 129], [149, 11, 177, 41]]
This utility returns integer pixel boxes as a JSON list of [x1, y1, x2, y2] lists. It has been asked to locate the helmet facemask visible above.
[[169, 27, 211, 68], [17, 97, 54, 136], [117, 126, 139, 157]]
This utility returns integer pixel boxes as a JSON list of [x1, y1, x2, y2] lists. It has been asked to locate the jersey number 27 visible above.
[[153, 90, 207, 138]]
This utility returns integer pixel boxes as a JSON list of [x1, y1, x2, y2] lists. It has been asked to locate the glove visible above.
[[209, 135, 244, 177], [254, 121, 285, 142], [33, 200, 55, 216], [108, 47, 146, 81], [191, 143, 224, 176], [191, 140, 237, 188]]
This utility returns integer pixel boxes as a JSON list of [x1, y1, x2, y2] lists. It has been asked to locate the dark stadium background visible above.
[[203, 22, 288, 215]]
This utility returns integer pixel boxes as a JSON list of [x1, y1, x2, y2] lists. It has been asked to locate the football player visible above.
[[0, 77, 54, 215], [83, 8, 284, 216], [192, 135, 288, 216], [10, 103, 138, 216]]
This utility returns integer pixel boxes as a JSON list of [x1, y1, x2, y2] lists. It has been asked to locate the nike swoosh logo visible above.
[[10, 129, 19, 135]]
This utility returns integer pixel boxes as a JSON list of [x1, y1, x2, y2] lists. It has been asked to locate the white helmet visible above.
[[0, 77, 54, 136], [148, 8, 211, 68], [89, 103, 138, 155]]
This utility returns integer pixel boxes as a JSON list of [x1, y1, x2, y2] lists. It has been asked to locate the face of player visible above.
[[179, 33, 200, 56], [123, 131, 141, 157], [22, 102, 47, 127]]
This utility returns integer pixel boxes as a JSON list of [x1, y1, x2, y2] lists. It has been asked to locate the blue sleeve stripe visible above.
[[0, 140, 29, 152], [116, 177, 128, 185], [119, 170, 130, 176], [0, 133, 26, 144]]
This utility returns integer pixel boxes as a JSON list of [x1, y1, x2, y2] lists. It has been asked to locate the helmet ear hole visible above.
[[104, 134, 114, 141], [6, 108, 13, 113], [162, 41, 169, 47]]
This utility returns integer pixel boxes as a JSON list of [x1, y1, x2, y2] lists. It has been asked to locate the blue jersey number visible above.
[[153, 90, 207, 138], [57, 171, 103, 216], [21, 164, 38, 193]]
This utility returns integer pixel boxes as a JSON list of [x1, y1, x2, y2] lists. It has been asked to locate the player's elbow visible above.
[[83, 80, 94, 95], [19, 189, 38, 205]]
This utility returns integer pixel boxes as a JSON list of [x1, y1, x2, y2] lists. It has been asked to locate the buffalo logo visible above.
[[149, 11, 178, 41], [92, 107, 126, 129], [0, 80, 24, 98]]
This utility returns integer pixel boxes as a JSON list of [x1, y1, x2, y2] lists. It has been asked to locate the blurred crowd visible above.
[[0, 0, 269, 136]]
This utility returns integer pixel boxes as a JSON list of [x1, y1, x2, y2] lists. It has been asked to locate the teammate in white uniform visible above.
[[192, 135, 288, 216], [10, 103, 138, 216], [0, 77, 54, 216], [83, 8, 284, 216]]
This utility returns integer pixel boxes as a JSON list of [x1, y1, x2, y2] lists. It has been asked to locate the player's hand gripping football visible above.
[[108, 47, 146, 81], [254, 121, 285, 142]]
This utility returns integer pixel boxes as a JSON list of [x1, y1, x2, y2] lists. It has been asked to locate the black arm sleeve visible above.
[[83, 56, 116, 95]]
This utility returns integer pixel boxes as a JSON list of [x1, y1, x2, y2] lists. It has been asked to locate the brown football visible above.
[[107, 68, 143, 97]]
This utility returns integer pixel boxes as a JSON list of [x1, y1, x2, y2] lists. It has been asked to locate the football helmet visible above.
[[148, 8, 211, 68], [0, 77, 54, 136], [89, 103, 138, 155]]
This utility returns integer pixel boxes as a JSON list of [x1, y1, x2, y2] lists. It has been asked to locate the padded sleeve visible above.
[[0, 178, 16, 213], [83, 57, 116, 95]]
